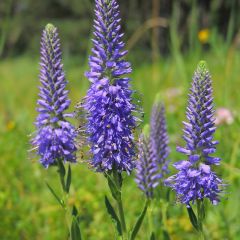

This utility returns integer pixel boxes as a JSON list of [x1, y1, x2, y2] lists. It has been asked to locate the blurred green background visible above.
[[1, 0, 240, 239]]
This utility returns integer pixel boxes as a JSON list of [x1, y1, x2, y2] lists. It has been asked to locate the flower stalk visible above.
[[84, 0, 140, 237], [112, 169, 127, 239], [197, 200, 205, 240], [57, 161, 72, 234]]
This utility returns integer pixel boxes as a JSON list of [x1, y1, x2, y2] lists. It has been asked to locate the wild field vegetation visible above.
[[1, 43, 240, 239], [1, 0, 240, 239]]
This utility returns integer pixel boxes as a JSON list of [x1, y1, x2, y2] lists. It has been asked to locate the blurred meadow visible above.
[[1, 0, 240, 239]]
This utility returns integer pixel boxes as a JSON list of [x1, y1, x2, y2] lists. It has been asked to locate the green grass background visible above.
[[1, 40, 240, 239]]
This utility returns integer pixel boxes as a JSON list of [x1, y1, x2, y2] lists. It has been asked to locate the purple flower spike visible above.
[[135, 135, 160, 198], [150, 102, 170, 177], [135, 102, 170, 198], [165, 61, 224, 206], [84, 0, 137, 172], [32, 24, 77, 168]]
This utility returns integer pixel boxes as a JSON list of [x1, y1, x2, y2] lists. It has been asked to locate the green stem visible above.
[[147, 200, 153, 237], [63, 188, 72, 238], [112, 169, 128, 240], [59, 171, 66, 192], [57, 159, 66, 192], [130, 200, 149, 240], [197, 200, 205, 240], [198, 231, 205, 240], [161, 200, 170, 238], [117, 196, 127, 239], [57, 161, 71, 238]]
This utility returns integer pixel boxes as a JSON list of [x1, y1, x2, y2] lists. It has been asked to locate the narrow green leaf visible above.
[[46, 182, 64, 207], [66, 165, 72, 193], [106, 174, 120, 200], [105, 196, 122, 236], [187, 206, 199, 231], [57, 159, 66, 177], [130, 201, 148, 240], [71, 216, 82, 240]]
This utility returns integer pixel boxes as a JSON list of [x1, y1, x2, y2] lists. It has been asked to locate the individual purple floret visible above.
[[135, 135, 160, 198], [150, 102, 170, 178], [32, 24, 76, 168], [165, 61, 223, 206], [84, 0, 137, 172]]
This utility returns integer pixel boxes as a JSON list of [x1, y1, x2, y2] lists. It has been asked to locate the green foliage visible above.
[[187, 206, 199, 231], [66, 165, 72, 194], [46, 182, 64, 207], [130, 201, 148, 240], [106, 173, 121, 201], [104, 196, 122, 236], [71, 216, 82, 240]]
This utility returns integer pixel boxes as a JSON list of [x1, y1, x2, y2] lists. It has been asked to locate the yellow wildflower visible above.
[[6, 121, 15, 131], [198, 29, 210, 44]]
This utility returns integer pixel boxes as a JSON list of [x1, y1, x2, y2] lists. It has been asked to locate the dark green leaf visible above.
[[163, 230, 171, 240], [105, 196, 122, 236], [130, 201, 148, 240], [150, 232, 156, 240], [71, 216, 82, 240], [46, 182, 64, 207], [166, 188, 171, 202], [187, 206, 199, 231], [57, 159, 66, 191], [72, 205, 78, 217], [199, 201, 205, 221], [118, 172, 123, 188], [66, 165, 72, 193]]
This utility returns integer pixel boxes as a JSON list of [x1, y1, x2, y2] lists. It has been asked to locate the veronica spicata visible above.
[[150, 102, 170, 178], [165, 61, 223, 206], [135, 102, 170, 198], [84, 0, 137, 173], [32, 24, 76, 167], [135, 134, 160, 198]]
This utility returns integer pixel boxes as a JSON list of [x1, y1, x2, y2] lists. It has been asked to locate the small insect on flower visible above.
[[31, 24, 77, 168], [165, 61, 224, 207], [84, 0, 138, 173]]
